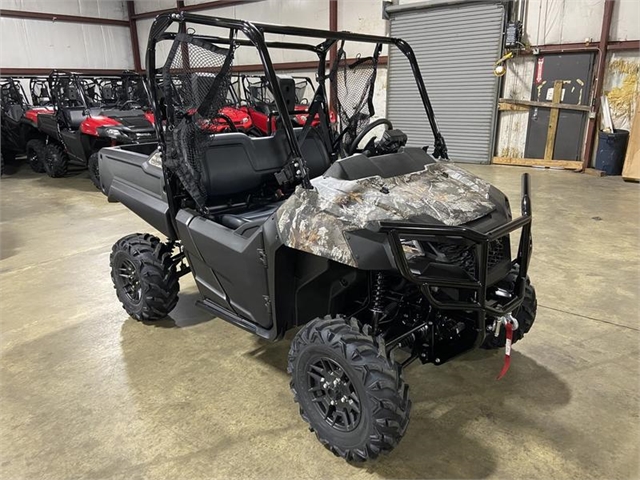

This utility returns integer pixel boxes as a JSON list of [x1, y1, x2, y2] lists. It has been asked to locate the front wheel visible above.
[[44, 143, 69, 178], [110, 233, 179, 321], [288, 316, 411, 462], [26, 139, 46, 173]]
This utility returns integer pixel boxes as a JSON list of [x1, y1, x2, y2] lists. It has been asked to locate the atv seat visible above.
[[202, 128, 329, 231], [201, 127, 330, 202], [4, 104, 25, 122], [62, 107, 103, 128], [62, 107, 89, 128], [219, 203, 281, 230], [253, 102, 272, 115]]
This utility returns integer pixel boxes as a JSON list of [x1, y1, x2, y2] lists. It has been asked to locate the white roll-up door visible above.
[[387, 2, 505, 163]]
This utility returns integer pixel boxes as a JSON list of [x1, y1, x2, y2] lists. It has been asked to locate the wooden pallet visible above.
[[492, 157, 582, 170], [494, 80, 585, 171]]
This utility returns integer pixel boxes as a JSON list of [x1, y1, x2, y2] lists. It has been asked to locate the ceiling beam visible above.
[[0, 9, 129, 27], [528, 39, 639, 54], [130, 0, 264, 20], [0, 68, 125, 76]]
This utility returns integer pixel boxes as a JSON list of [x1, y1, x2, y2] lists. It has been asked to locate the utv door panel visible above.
[[37, 114, 59, 139], [60, 130, 89, 162], [177, 209, 272, 328]]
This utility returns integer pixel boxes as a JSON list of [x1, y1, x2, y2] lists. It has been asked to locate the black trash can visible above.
[[595, 129, 630, 175]]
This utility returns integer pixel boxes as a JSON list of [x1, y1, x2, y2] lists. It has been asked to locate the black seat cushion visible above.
[[63, 107, 89, 128], [201, 128, 330, 202], [219, 203, 280, 229]]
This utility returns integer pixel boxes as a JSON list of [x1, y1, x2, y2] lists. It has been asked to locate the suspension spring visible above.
[[371, 272, 386, 334]]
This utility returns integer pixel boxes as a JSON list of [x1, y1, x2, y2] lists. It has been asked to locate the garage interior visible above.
[[1, 0, 639, 479]]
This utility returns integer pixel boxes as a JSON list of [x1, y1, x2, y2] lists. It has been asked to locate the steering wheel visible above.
[[213, 113, 238, 132], [347, 118, 393, 155], [119, 100, 141, 110]]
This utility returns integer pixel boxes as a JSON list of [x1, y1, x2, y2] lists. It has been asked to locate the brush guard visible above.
[[380, 173, 533, 345]]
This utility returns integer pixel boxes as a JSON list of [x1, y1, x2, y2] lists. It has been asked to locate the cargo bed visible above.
[[99, 143, 176, 238]]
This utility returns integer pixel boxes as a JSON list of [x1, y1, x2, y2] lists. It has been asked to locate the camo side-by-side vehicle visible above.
[[99, 14, 537, 462]]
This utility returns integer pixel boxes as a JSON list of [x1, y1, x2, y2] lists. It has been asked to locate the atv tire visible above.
[[44, 143, 69, 178], [482, 276, 537, 349], [288, 316, 411, 462], [26, 139, 46, 173], [88, 153, 103, 192], [110, 233, 179, 322]]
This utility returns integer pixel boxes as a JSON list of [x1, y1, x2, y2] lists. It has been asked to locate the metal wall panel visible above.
[[0, 17, 134, 70], [0, 0, 127, 20], [387, 2, 505, 163], [137, 0, 329, 67]]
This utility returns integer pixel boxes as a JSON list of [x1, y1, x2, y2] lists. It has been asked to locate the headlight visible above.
[[401, 240, 424, 260], [103, 128, 121, 137], [241, 117, 249, 124], [98, 126, 131, 141]]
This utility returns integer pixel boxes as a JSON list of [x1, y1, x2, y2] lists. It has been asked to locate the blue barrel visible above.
[[595, 129, 629, 175]]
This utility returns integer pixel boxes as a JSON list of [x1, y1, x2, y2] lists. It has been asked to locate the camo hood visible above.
[[276, 162, 495, 267]]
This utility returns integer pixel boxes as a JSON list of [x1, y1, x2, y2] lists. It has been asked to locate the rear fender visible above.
[[99, 144, 176, 239]]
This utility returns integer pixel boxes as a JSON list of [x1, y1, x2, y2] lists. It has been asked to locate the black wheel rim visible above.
[[28, 151, 38, 166], [306, 357, 361, 432], [117, 258, 142, 303]]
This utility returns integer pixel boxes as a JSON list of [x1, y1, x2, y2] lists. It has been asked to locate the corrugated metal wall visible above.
[[0, 0, 133, 70], [134, 0, 329, 67], [387, 2, 505, 163]]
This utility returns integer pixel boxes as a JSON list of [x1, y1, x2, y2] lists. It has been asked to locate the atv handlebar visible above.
[[379, 173, 532, 322]]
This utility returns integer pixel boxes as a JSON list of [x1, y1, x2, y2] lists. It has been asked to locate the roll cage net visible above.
[[161, 33, 236, 209], [30, 79, 51, 106], [99, 74, 150, 109], [329, 42, 381, 152], [0, 79, 28, 108], [48, 72, 87, 109]]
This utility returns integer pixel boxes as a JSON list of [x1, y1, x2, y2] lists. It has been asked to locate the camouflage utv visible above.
[[100, 13, 537, 462]]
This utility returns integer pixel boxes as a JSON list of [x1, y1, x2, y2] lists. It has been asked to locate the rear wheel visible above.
[[88, 153, 102, 192], [26, 139, 46, 173], [288, 316, 411, 462], [110, 233, 179, 321], [44, 143, 68, 178]]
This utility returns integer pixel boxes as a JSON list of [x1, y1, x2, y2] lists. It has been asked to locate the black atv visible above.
[[37, 70, 156, 186], [100, 14, 537, 462], [0, 77, 53, 174]]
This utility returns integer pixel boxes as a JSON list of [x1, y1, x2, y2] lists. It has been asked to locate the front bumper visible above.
[[379, 173, 532, 323]]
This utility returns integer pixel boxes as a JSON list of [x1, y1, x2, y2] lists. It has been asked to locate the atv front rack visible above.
[[379, 173, 532, 323]]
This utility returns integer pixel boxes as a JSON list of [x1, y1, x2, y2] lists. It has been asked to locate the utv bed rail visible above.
[[379, 173, 532, 321]]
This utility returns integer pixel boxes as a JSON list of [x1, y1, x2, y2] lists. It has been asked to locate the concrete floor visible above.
[[1, 161, 639, 479]]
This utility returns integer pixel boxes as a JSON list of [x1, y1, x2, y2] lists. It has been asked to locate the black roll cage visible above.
[[0, 77, 29, 109], [47, 70, 92, 113], [146, 12, 448, 235]]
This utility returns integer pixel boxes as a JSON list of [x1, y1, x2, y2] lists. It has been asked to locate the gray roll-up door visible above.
[[387, 2, 505, 163]]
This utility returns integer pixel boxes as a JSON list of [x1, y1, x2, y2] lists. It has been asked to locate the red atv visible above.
[[182, 77, 253, 133], [36, 70, 156, 188], [0, 77, 54, 174], [241, 74, 335, 135]]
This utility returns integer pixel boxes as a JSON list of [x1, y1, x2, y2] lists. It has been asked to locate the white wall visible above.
[[0, 0, 133, 71], [526, 0, 640, 45], [135, 0, 330, 67], [1, 0, 127, 20]]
